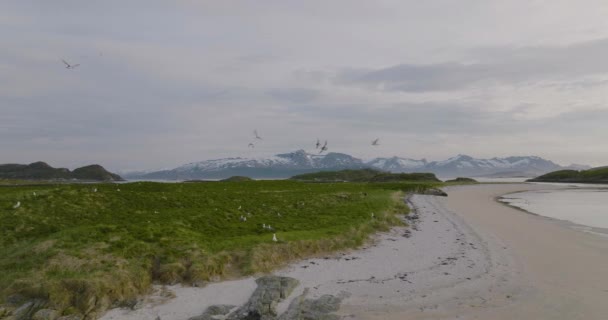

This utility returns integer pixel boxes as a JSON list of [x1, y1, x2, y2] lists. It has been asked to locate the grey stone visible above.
[[11, 300, 46, 320], [227, 276, 299, 320], [419, 188, 448, 197], [32, 309, 60, 320], [55, 315, 83, 320], [279, 290, 344, 320], [188, 305, 236, 320]]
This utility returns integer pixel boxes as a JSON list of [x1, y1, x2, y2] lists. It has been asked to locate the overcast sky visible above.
[[2, 1, 608, 171]]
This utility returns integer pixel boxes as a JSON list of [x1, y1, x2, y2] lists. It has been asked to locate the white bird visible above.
[[277, 213, 282, 217], [372, 138, 380, 146], [32, 192, 37, 196], [238, 205, 242, 210], [13, 201, 21, 209], [371, 212, 375, 219], [263, 223, 266, 229], [61, 59, 80, 69], [272, 234, 278, 242], [254, 130, 263, 140], [243, 217, 247, 222], [116, 188, 121, 192], [319, 141, 328, 154], [93, 188, 97, 193]]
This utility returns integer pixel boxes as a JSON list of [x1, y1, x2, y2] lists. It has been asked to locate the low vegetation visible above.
[[220, 176, 255, 182], [0, 162, 122, 181], [528, 167, 608, 183], [444, 177, 478, 184], [290, 169, 441, 183], [0, 179, 432, 318]]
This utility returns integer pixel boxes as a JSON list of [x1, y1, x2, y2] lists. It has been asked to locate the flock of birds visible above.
[[250, 129, 380, 154], [57, 59, 382, 155]]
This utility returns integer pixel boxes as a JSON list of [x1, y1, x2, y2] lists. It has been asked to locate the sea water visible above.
[[499, 186, 608, 230]]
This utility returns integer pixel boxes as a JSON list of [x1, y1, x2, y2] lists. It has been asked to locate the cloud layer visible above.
[[2, 1, 608, 170]]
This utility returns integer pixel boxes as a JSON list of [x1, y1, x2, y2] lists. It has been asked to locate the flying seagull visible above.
[[248, 143, 255, 148], [315, 139, 321, 149], [372, 138, 380, 146], [254, 130, 263, 140], [319, 140, 328, 154], [61, 59, 80, 69]]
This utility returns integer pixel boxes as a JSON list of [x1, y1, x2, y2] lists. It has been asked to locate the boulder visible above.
[[278, 289, 345, 320], [188, 305, 236, 320], [227, 276, 299, 320], [32, 309, 59, 320]]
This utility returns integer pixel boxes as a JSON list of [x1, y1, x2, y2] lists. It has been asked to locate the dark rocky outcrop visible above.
[[227, 276, 299, 320], [191, 276, 345, 320]]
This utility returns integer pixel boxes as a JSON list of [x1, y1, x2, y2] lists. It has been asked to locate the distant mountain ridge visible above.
[[124, 150, 589, 180], [0, 162, 123, 181]]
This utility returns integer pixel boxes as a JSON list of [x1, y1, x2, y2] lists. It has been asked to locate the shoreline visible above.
[[101, 183, 608, 320], [497, 187, 608, 237]]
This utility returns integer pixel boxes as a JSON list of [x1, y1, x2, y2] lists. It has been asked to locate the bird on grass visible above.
[[13, 201, 21, 209], [372, 138, 380, 146], [61, 59, 80, 69], [32, 192, 37, 197], [319, 140, 328, 154], [254, 130, 263, 140], [272, 234, 278, 242], [93, 188, 97, 193]]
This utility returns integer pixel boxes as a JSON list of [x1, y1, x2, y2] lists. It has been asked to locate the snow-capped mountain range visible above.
[[123, 150, 589, 180]]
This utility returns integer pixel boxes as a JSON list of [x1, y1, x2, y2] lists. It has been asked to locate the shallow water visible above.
[[499, 187, 608, 230]]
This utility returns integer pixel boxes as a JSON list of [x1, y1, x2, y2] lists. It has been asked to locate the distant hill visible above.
[[122, 150, 589, 180], [290, 169, 441, 183], [445, 177, 478, 183], [0, 162, 123, 181], [528, 167, 608, 184], [220, 176, 254, 182]]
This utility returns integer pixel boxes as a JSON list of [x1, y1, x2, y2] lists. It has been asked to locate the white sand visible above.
[[102, 184, 608, 320]]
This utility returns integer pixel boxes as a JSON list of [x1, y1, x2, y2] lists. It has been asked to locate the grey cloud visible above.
[[336, 38, 608, 92], [266, 88, 320, 104]]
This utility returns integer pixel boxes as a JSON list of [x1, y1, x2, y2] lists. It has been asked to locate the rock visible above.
[[278, 289, 344, 320], [188, 305, 236, 320], [32, 309, 59, 320], [227, 276, 299, 320], [56, 315, 83, 320], [420, 188, 448, 197], [11, 300, 46, 320]]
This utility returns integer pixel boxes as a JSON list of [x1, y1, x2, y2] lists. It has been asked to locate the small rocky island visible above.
[[0, 162, 123, 181], [528, 167, 608, 184]]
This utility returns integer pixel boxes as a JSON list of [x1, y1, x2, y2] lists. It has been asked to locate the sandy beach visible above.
[[101, 183, 608, 320]]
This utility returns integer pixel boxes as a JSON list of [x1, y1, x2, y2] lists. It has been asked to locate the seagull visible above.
[[93, 188, 97, 193], [61, 59, 80, 69], [371, 212, 375, 219], [372, 138, 380, 146], [319, 140, 328, 154], [238, 205, 242, 210], [315, 139, 321, 149], [32, 192, 37, 197], [263, 223, 266, 229], [248, 143, 255, 148], [13, 201, 21, 209], [272, 234, 278, 242], [254, 130, 263, 140]]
